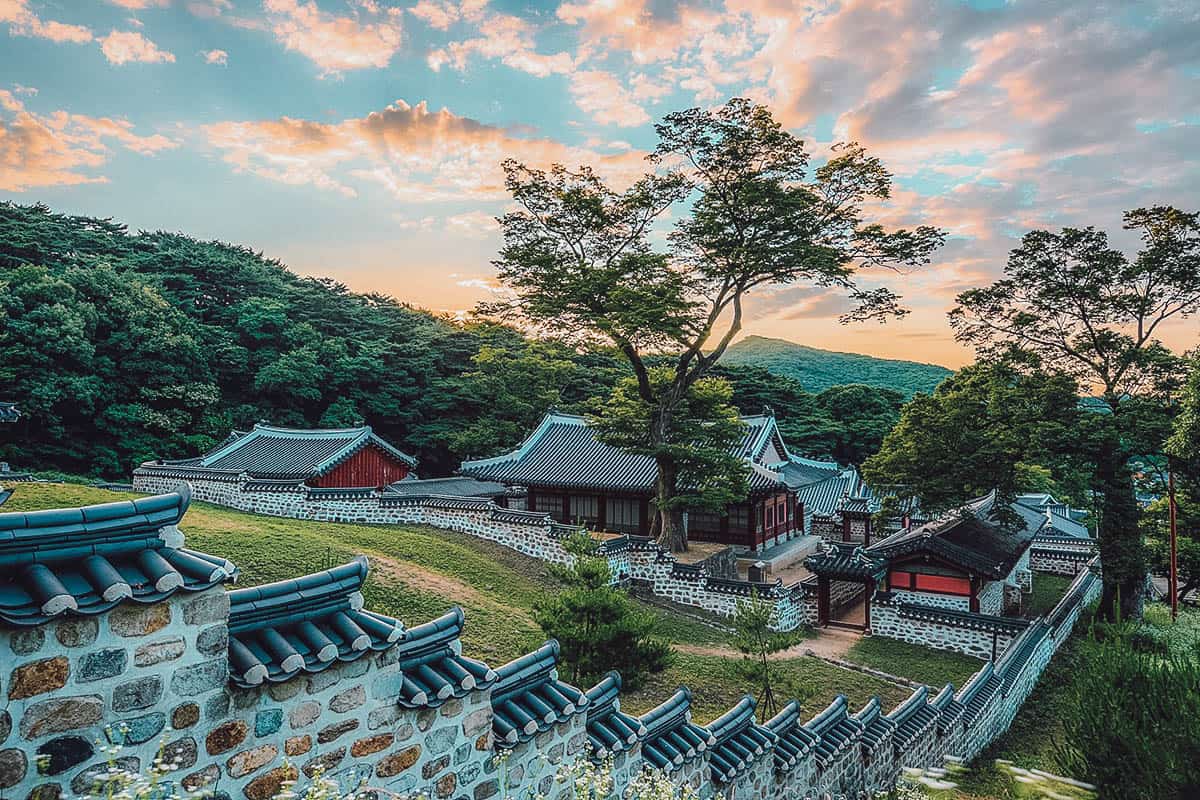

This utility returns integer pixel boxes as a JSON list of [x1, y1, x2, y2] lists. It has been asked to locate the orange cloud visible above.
[[202, 99, 651, 202], [99, 30, 176, 64], [0, 90, 176, 191], [0, 0, 93, 43], [568, 70, 651, 127], [263, 0, 404, 77]]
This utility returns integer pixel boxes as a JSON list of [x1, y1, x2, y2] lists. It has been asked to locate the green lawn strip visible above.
[[620, 652, 913, 724], [1024, 574, 1075, 618], [844, 636, 984, 688], [951, 634, 1090, 798]]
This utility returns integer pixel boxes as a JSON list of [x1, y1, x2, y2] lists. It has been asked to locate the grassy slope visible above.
[[6, 483, 972, 725], [721, 335, 952, 397], [845, 636, 984, 688]]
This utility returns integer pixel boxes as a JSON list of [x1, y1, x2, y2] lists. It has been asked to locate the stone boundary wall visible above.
[[132, 469, 810, 631], [1029, 538, 1097, 576], [2, 480, 1101, 800]]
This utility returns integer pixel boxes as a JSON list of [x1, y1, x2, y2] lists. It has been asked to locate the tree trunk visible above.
[[654, 454, 687, 552], [1096, 441, 1145, 621]]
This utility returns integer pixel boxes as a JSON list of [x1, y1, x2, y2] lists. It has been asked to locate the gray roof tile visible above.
[[460, 412, 787, 494], [157, 423, 415, 479], [0, 487, 237, 626], [491, 640, 587, 747], [639, 687, 715, 770], [227, 557, 404, 687]]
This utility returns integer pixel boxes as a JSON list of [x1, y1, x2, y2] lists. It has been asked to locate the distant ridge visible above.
[[721, 336, 952, 397]]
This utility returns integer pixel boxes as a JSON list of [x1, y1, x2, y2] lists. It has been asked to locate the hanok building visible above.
[[459, 410, 810, 551], [144, 423, 417, 490], [804, 490, 1040, 628]]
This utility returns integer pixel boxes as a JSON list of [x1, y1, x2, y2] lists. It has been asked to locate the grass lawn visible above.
[[1024, 573, 1075, 618], [844, 635, 984, 688], [4, 482, 977, 729]]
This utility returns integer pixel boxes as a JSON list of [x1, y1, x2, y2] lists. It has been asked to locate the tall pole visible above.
[[1169, 466, 1179, 621]]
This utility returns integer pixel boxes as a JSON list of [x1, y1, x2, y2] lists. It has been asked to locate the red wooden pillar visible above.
[[817, 576, 830, 626], [969, 576, 981, 613], [863, 579, 872, 630]]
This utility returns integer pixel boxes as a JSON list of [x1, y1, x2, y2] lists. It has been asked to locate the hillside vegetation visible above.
[[721, 335, 952, 397], [2, 482, 983, 722], [0, 203, 915, 476]]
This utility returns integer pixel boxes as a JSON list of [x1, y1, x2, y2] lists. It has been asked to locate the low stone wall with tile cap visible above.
[[131, 469, 812, 631], [3, 483, 1102, 800]]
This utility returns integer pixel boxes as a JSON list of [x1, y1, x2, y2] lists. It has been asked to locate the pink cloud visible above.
[[428, 8, 573, 78], [568, 70, 651, 128], [99, 30, 176, 64], [263, 0, 404, 77], [202, 99, 651, 202], [0, 0, 93, 43], [106, 0, 170, 8], [0, 90, 176, 191], [202, 48, 228, 65]]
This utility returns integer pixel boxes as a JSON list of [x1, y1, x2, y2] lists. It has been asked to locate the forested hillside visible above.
[[721, 335, 952, 397], [0, 203, 906, 476]]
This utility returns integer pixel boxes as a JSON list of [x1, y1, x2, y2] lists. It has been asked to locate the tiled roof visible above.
[[0, 489, 11, 507], [706, 696, 778, 783], [868, 491, 1042, 577], [776, 455, 842, 490], [155, 423, 416, 479], [886, 686, 939, 751], [491, 640, 588, 746], [803, 695, 863, 767], [764, 701, 820, 773], [385, 476, 513, 499], [585, 672, 645, 758], [226, 557, 404, 687], [0, 401, 19, 423], [956, 662, 1000, 724], [639, 687, 716, 770], [392, 607, 497, 708], [794, 468, 877, 523], [460, 411, 786, 494], [804, 543, 886, 581], [0, 487, 237, 626], [852, 697, 894, 749], [929, 683, 964, 734]]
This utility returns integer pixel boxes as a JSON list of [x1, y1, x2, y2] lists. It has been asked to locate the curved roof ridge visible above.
[[708, 694, 757, 739], [228, 556, 370, 627], [491, 640, 588, 746], [0, 488, 238, 626]]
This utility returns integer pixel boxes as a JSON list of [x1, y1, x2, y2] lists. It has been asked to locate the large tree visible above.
[[950, 207, 1200, 620], [489, 99, 944, 550], [862, 361, 1090, 513]]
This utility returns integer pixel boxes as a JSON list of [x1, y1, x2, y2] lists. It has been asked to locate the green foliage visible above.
[[1055, 622, 1200, 800], [862, 361, 1091, 513], [951, 207, 1200, 620], [1168, 354, 1200, 485], [533, 532, 672, 690], [719, 335, 951, 398], [715, 364, 905, 465], [492, 100, 944, 549], [590, 369, 749, 513], [729, 591, 800, 716], [0, 203, 623, 478]]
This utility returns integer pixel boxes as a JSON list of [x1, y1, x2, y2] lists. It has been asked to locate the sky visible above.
[[1, 0, 1198, 368]]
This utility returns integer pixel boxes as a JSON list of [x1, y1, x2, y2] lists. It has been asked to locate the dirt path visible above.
[[674, 625, 863, 661], [365, 552, 536, 625]]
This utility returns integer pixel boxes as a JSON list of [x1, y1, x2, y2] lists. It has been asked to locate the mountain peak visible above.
[[721, 336, 951, 397]]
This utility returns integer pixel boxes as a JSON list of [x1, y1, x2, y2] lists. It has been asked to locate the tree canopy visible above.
[[490, 98, 944, 549], [951, 207, 1200, 619]]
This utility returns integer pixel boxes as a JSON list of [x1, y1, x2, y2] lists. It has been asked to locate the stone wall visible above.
[[131, 469, 813, 632], [870, 595, 1030, 661], [1, 501, 1102, 800]]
